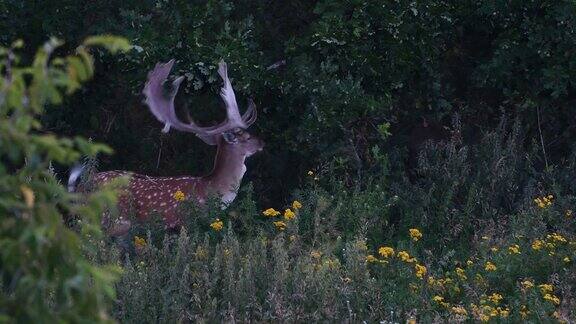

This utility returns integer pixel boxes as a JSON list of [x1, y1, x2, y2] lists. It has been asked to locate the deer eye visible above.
[[234, 129, 244, 136], [222, 132, 237, 143]]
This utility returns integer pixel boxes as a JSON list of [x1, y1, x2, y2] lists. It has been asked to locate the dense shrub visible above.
[[0, 36, 130, 321], [2, 0, 575, 203]]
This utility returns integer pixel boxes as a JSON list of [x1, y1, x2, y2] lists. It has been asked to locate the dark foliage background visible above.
[[2, 0, 576, 321], [2, 0, 575, 205]]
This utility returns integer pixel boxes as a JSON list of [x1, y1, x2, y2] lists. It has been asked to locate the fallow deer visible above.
[[69, 60, 264, 236]]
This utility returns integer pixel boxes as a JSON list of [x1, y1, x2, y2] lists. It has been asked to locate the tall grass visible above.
[[88, 119, 575, 322]]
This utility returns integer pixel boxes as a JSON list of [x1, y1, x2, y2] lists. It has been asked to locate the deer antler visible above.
[[143, 59, 257, 142], [242, 98, 257, 127], [143, 60, 188, 133], [217, 60, 244, 128]]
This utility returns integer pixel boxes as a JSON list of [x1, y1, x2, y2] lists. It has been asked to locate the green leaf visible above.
[[76, 47, 94, 79], [11, 39, 24, 49], [83, 35, 132, 54]]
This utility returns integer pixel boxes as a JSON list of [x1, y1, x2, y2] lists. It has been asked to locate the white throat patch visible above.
[[220, 164, 246, 208]]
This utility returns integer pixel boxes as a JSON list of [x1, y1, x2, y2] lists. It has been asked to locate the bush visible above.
[[0, 36, 130, 321], [100, 119, 575, 322], [3, 1, 575, 204]]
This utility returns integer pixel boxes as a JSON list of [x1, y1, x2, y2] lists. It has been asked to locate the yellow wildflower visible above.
[[310, 251, 321, 259], [498, 307, 510, 318], [173, 190, 185, 201], [521, 280, 534, 289], [262, 208, 280, 217], [415, 264, 427, 279], [451, 305, 468, 316], [566, 209, 573, 218], [428, 277, 448, 289], [548, 233, 567, 243], [490, 246, 499, 252], [487, 293, 503, 304], [520, 305, 530, 319], [508, 244, 521, 254], [538, 283, 554, 294], [134, 235, 146, 248], [273, 220, 287, 230], [532, 239, 543, 250], [563, 257, 570, 263], [210, 218, 224, 231], [307, 170, 314, 176], [283, 208, 296, 220], [485, 261, 497, 271], [378, 246, 395, 258], [398, 250, 410, 261], [20, 185, 35, 208], [398, 250, 416, 263], [432, 295, 444, 303], [366, 254, 378, 263], [489, 308, 498, 317], [342, 277, 352, 284], [466, 259, 474, 266], [543, 293, 560, 305], [407, 318, 416, 324], [456, 267, 467, 280], [534, 195, 553, 208], [409, 228, 423, 241], [292, 200, 302, 210]]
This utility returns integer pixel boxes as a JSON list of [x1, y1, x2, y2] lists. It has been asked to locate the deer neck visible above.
[[202, 144, 246, 204]]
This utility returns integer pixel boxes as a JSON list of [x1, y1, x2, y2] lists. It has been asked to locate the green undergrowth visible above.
[[90, 121, 576, 322]]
